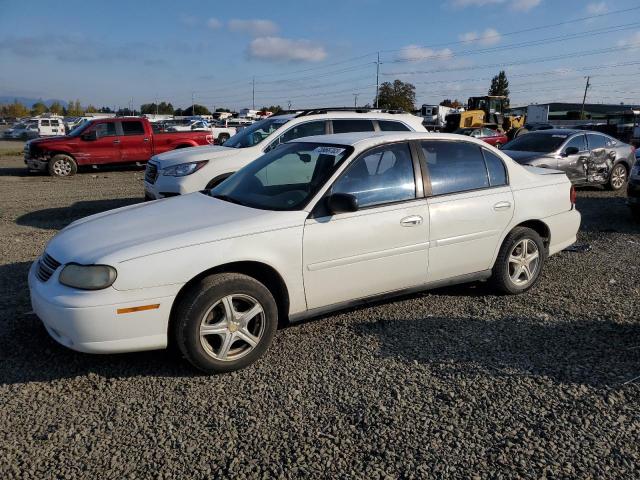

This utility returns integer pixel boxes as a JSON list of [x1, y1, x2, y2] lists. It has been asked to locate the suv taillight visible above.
[[570, 185, 577, 206]]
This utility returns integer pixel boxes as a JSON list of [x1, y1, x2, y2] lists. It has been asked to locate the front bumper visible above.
[[28, 261, 175, 354], [143, 167, 205, 200]]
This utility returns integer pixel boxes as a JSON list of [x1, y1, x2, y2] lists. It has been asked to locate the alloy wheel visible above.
[[52, 159, 72, 176], [508, 239, 540, 287], [199, 294, 265, 361], [611, 165, 626, 190]]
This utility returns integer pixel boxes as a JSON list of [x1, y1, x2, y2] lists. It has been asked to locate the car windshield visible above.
[[503, 133, 568, 153], [210, 142, 352, 211], [223, 117, 289, 148], [455, 129, 474, 136], [68, 120, 93, 137]]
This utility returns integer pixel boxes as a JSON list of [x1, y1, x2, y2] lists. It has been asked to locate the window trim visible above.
[[263, 119, 330, 153], [119, 120, 146, 136], [313, 140, 423, 215], [417, 139, 510, 198]]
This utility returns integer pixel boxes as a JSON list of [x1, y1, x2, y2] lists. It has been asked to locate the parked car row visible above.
[[28, 108, 582, 373]]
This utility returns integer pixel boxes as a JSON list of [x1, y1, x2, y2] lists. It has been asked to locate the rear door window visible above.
[[121, 121, 145, 136], [422, 141, 489, 195], [378, 120, 411, 132], [587, 134, 607, 150], [332, 119, 375, 134], [279, 121, 326, 143]]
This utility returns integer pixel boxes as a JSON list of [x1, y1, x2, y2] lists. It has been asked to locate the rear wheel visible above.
[[48, 154, 77, 177], [491, 227, 545, 294], [173, 273, 278, 373], [607, 163, 627, 191]]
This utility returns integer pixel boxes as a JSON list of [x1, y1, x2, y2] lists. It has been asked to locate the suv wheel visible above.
[[607, 163, 627, 191], [48, 154, 77, 177], [173, 273, 278, 373], [491, 227, 546, 294]]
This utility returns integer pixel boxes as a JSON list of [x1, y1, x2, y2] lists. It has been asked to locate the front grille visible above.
[[145, 163, 159, 184], [36, 253, 61, 282]]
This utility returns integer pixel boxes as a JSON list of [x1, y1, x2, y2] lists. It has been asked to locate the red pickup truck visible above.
[[24, 117, 214, 177]]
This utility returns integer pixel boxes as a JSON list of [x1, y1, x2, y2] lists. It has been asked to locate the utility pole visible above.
[[191, 92, 195, 116], [353, 93, 359, 108], [155, 94, 159, 115], [287, 100, 292, 110], [252, 77, 256, 110], [580, 76, 591, 120], [375, 52, 381, 109]]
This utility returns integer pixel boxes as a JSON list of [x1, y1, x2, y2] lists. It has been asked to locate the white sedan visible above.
[[29, 132, 581, 373]]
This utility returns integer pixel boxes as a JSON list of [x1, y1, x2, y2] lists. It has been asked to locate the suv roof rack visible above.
[[273, 107, 407, 117]]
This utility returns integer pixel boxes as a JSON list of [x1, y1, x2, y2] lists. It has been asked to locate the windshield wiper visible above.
[[210, 193, 245, 206]]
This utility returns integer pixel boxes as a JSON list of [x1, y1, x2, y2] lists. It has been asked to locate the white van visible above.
[[27, 117, 65, 137]]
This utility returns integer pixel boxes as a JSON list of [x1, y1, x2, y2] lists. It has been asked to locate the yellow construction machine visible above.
[[444, 95, 525, 139]]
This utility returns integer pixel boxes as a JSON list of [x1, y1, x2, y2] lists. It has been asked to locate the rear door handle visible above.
[[143, 138, 150, 142], [113, 139, 120, 144], [400, 215, 423, 226], [493, 201, 512, 211]]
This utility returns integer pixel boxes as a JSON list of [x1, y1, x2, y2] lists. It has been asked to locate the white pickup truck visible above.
[[166, 119, 236, 144]]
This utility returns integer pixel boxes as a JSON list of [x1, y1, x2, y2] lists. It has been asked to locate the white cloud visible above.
[[206, 18, 222, 30], [511, 0, 541, 11], [459, 28, 501, 46], [229, 19, 279, 36], [617, 31, 640, 50], [452, 0, 540, 11], [248, 37, 327, 62], [587, 2, 608, 14], [398, 45, 453, 62]]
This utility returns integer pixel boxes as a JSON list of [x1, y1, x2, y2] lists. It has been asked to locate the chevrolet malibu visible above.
[[29, 132, 581, 373]]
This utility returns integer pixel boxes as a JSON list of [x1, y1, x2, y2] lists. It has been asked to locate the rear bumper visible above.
[[545, 208, 582, 256]]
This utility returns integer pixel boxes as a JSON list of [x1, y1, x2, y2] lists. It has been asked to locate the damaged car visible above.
[[502, 129, 635, 190]]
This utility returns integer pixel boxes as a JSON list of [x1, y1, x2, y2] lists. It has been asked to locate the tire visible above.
[[491, 227, 546, 295], [48, 154, 77, 177], [173, 273, 278, 373], [218, 133, 230, 144], [494, 142, 503, 149], [607, 163, 627, 191]]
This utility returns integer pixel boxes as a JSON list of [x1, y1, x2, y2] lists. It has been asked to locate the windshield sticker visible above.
[[313, 146, 345, 156]]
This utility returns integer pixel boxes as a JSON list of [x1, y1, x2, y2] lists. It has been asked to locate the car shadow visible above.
[[0, 163, 145, 178], [0, 262, 195, 386], [576, 195, 640, 234], [16, 198, 143, 230], [353, 315, 640, 387]]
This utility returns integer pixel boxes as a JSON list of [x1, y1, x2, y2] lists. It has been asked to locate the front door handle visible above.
[[400, 215, 423, 226], [493, 201, 512, 211], [143, 138, 150, 142], [113, 139, 120, 144]]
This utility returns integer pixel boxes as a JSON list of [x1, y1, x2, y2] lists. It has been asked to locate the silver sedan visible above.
[[502, 129, 635, 190]]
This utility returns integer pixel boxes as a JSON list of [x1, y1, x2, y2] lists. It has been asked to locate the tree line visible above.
[[0, 71, 511, 118]]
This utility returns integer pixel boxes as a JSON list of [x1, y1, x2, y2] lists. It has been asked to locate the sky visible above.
[[1, 0, 640, 111]]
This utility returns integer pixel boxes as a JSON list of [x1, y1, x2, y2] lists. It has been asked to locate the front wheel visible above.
[[173, 273, 278, 373], [48, 154, 77, 177], [491, 227, 546, 294], [607, 163, 627, 191]]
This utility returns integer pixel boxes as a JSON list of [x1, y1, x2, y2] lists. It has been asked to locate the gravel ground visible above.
[[0, 149, 639, 479]]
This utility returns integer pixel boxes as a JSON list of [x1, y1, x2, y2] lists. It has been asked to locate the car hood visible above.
[[502, 150, 552, 164], [44, 193, 305, 265], [29, 136, 70, 146], [152, 145, 245, 167]]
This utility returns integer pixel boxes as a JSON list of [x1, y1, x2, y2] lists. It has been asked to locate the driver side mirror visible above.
[[563, 146, 579, 156], [326, 193, 358, 214], [81, 131, 98, 141]]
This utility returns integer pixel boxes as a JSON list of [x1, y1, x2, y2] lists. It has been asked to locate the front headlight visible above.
[[59, 264, 117, 290], [162, 160, 208, 177]]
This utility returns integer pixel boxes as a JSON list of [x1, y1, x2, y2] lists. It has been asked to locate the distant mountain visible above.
[[0, 96, 68, 108]]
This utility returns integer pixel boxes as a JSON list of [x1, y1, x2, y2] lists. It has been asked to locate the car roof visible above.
[[523, 128, 584, 135], [291, 131, 478, 148], [270, 111, 422, 122]]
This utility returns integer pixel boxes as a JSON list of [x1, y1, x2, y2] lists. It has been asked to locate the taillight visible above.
[[570, 185, 577, 206]]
